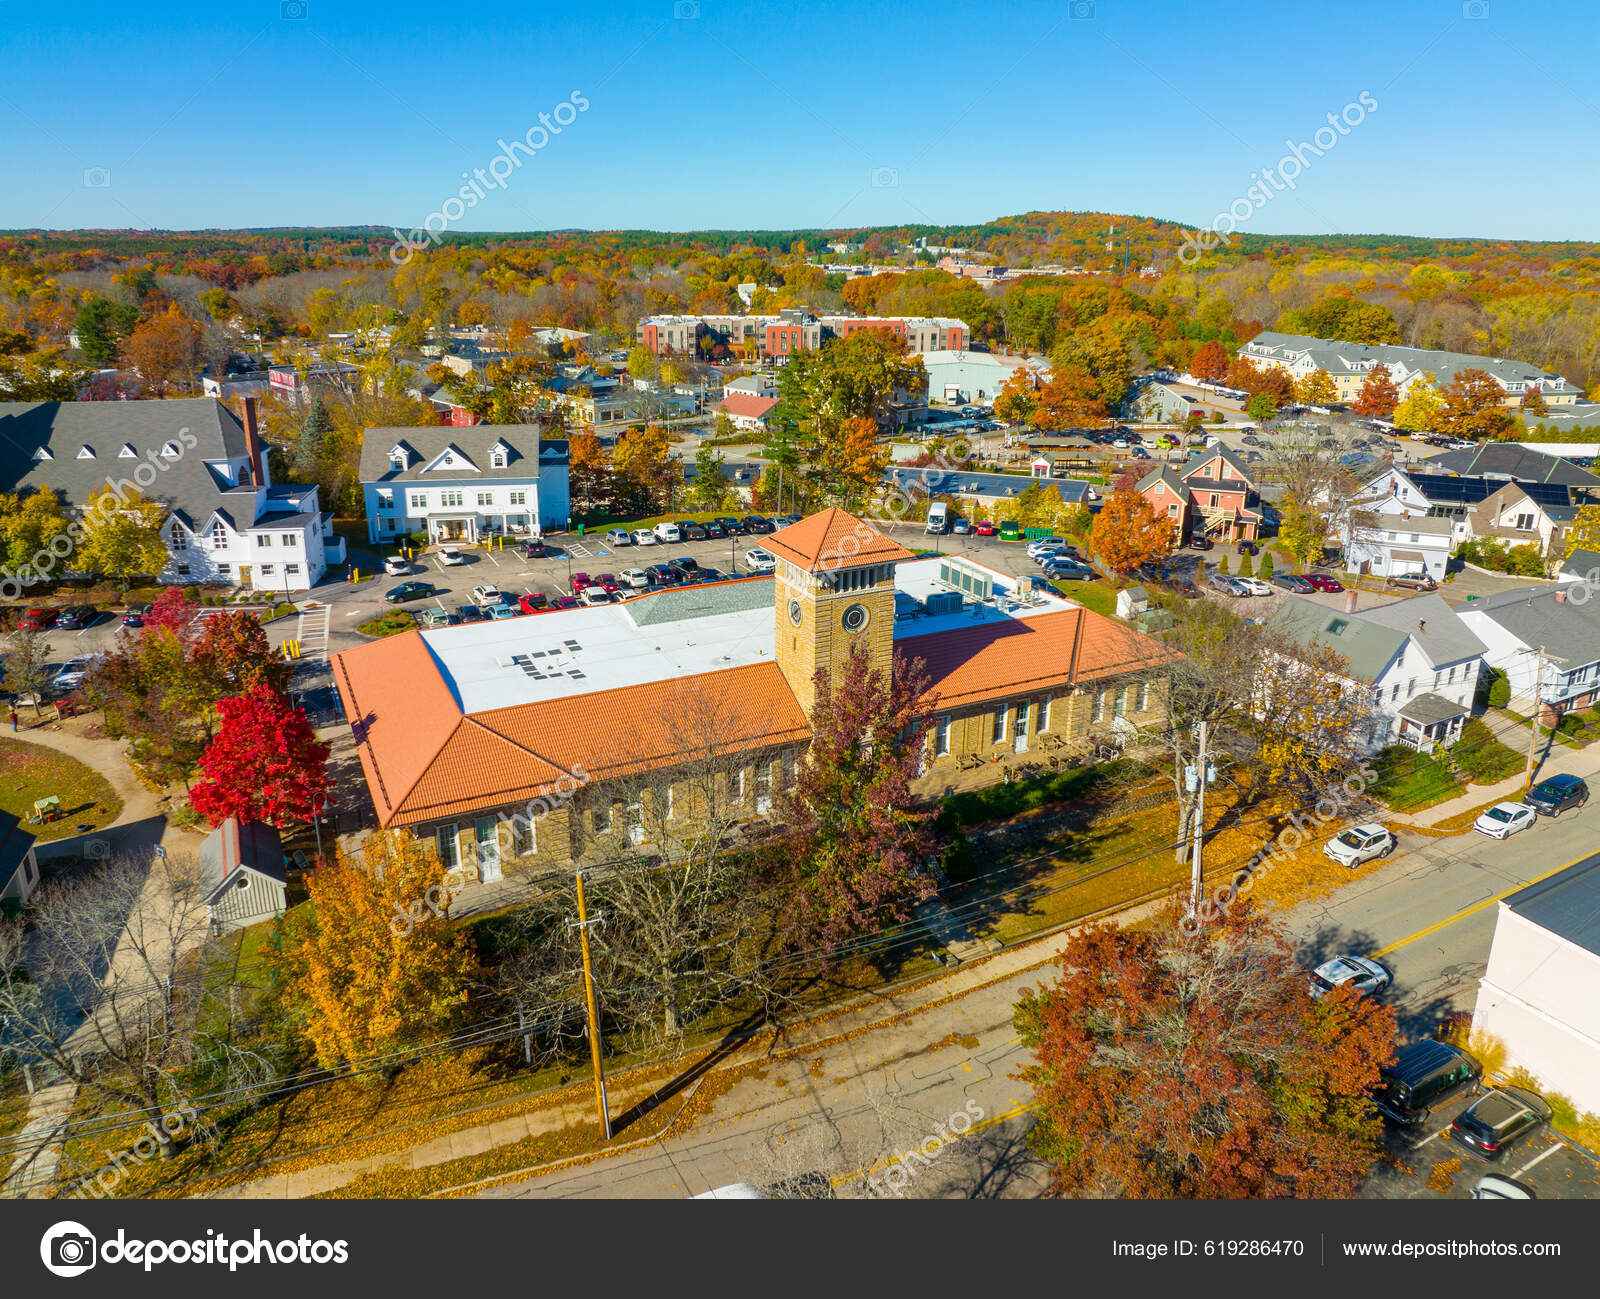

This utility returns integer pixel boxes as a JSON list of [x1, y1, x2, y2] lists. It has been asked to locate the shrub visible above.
[[1257, 551, 1274, 579], [1236, 554, 1253, 577], [1215, 554, 1229, 575], [182, 585, 201, 602], [1210, 411, 1225, 424], [1485, 668, 1510, 708]]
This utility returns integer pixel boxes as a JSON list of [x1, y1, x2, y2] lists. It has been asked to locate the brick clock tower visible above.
[[765, 508, 915, 717]]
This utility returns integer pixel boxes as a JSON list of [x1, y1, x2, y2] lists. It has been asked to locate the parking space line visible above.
[[481, 549, 501, 567], [1510, 1142, 1565, 1180], [1409, 1127, 1449, 1151]]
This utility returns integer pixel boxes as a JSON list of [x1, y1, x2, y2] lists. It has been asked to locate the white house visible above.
[[1343, 512, 1454, 582], [1473, 854, 1600, 1115], [1267, 594, 1487, 752], [0, 396, 336, 593], [359, 424, 570, 545], [199, 818, 288, 932], [1457, 585, 1600, 718]]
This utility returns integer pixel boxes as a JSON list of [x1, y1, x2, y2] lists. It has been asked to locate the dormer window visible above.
[[77, 446, 95, 459], [32, 446, 51, 461], [161, 442, 181, 458], [490, 445, 508, 469], [119, 444, 137, 458], [388, 446, 408, 471], [210, 522, 228, 549]]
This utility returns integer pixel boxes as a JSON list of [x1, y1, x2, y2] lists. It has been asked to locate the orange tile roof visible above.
[[898, 606, 1181, 712], [717, 392, 779, 420], [333, 632, 810, 827], [765, 507, 916, 573]]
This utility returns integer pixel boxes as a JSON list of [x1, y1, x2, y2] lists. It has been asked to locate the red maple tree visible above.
[[1015, 905, 1395, 1198], [1189, 339, 1231, 383], [1352, 363, 1399, 418], [143, 587, 200, 644], [189, 684, 333, 829]]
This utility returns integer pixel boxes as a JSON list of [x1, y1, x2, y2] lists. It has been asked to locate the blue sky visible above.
[[0, 0, 1593, 239]]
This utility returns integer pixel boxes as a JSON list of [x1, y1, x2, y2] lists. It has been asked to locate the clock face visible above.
[[788, 598, 803, 626], [841, 603, 868, 632]]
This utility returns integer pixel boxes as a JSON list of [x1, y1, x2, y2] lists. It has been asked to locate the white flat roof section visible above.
[[890, 556, 1077, 637]]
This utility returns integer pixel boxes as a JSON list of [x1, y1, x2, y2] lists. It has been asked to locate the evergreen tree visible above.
[[297, 396, 333, 473]]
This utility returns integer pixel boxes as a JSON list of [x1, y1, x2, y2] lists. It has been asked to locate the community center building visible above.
[[331, 509, 1177, 880]]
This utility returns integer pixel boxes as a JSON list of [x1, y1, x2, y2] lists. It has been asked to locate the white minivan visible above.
[[653, 521, 681, 543]]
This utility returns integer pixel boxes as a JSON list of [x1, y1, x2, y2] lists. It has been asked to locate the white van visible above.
[[925, 502, 949, 534], [653, 521, 681, 543]]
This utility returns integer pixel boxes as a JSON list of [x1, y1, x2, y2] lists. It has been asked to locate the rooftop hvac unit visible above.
[[923, 591, 963, 616]]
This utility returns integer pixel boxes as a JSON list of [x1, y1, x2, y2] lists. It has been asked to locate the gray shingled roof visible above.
[[198, 818, 286, 904], [0, 398, 252, 522], [1398, 691, 1470, 726], [1241, 331, 1578, 396], [1460, 585, 1600, 669], [1266, 595, 1408, 683], [1560, 548, 1600, 579], [1506, 852, 1600, 958], [886, 467, 1093, 504], [1353, 593, 1488, 670], [625, 575, 775, 627], [359, 424, 544, 484], [1419, 443, 1600, 488]]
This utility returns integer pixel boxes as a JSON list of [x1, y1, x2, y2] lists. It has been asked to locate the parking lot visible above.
[[1363, 1082, 1600, 1200]]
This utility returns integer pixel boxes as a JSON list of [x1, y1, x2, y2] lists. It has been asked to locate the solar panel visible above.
[[510, 641, 586, 681]]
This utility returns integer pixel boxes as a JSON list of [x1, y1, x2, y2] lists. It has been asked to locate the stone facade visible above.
[[773, 556, 897, 717]]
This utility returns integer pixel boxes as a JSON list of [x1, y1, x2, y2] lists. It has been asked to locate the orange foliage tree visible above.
[[1090, 484, 1176, 575], [1352, 363, 1399, 418], [1190, 339, 1231, 383]]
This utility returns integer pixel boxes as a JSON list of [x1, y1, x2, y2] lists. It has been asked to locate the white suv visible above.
[[1322, 822, 1396, 868], [653, 521, 681, 543], [743, 547, 776, 573]]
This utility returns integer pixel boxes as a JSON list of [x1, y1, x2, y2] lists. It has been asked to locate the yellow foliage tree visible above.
[[275, 831, 474, 1075], [1293, 369, 1338, 406], [1392, 373, 1444, 433]]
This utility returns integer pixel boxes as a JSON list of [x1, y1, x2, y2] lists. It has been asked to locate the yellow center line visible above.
[[1372, 849, 1598, 958]]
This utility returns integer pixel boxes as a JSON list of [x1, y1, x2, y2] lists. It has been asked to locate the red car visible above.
[[517, 592, 549, 614], [593, 573, 622, 594], [18, 607, 59, 631], [973, 521, 997, 536], [1305, 573, 1344, 593], [549, 595, 582, 611]]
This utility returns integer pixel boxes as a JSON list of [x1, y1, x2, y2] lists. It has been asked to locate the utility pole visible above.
[[570, 870, 612, 1140], [1188, 720, 1210, 921], [1524, 644, 1547, 788]]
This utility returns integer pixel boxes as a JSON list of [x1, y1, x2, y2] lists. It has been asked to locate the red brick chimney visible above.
[[238, 397, 263, 488]]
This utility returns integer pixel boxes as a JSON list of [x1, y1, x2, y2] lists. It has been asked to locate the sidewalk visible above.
[[1389, 728, 1600, 829], [211, 901, 1165, 1199]]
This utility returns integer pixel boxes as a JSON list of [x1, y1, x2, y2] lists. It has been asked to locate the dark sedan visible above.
[[1187, 534, 1214, 551], [715, 517, 744, 536], [680, 521, 709, 541], [644, 563, 680, 586], [1524, 773, 1589, 817], [55, 606, 98, 630], [1273, 574, 1316, 594], [741, 516, 774, 534], [385, 581, 435, 604], [1450, 1087, 1552, 1162], [121, 603, 152, 628], [701, 520, 726, 539]]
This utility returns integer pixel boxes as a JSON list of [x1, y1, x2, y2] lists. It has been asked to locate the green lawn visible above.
[[1449, 717, 1526, 783], [1049, 577, 1118, 617], [1366, 745, 1465, 812], [0, 737, 123, 842], [357, 610, 418, 638]]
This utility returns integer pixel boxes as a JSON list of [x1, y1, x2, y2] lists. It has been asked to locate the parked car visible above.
[[485, 602, 519, 620], [776, 514, 803, 528], [517, 592, 549, 614], [121, 603, 152, 628], [1308, 955, 1390, 1000], [952, 519, 972, 535], [667, 557, 700, 578], [605, 528, 635, 547], [1524, 772, 1589, 817], [653, 521, 681, 543], [1234, 576, 1272, 596], [741, 516, 774, 534], [417, 608, 459, 628], [1207, 573, 1249, 596], [1188, 533, 1214, 551], [1386, 572, 1438, 591], [385, 582, 434, 604], [1236, 539, 1258, 555], [593, 573, 621, 593], [50, 654, 104, 692], [715, 517, 744, 536], [54, 606, 97, 630], [518, 539, 550, 559], [1450, 1087, 1552, 1162], [973, 521, 997, 536], [617, 568, 651, 589], [1027, 537, 1068, 559], [1164, 576, 1199, 599], [644, 563, 679, 586], [1471, 1175, 1537, 1200], [632, 528, 659, 546], [1373, 1040, 1482, 1128], [548, 595, 582, 610], [384, 555, 413, 576], [579, 586, 616, 606], [470, 584, 505, 609], [701, 520, 726, 539], [1474, 801, 1536, 839], [456, 604, 485, 624], [436, 546, 467, 566], [569, 571, 593, 591], [744, 548, 777, 573], [1322, 822, 1395, 867], [17, 607, 57, 632], [1304, 573, 1344, 593], [681, 521, 708, 541], [1272, 574, 1316, 594], [1042, 558, 1096, 581]]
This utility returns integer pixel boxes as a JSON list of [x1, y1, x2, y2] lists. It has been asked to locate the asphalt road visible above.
[[479, 801, 1600, 1201]]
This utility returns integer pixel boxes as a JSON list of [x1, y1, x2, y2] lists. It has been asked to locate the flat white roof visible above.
[[419, 555, 1077, 714]]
